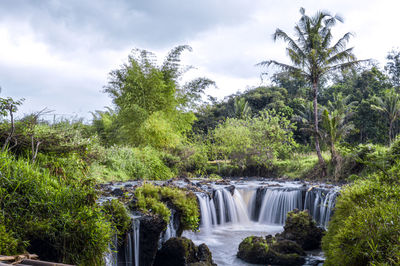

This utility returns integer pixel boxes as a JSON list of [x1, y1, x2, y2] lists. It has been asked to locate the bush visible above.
[[0, 151, 112, 265], [323, 178, 400, 265], [210, 110, 297, 172], [89, 145, 175, 181]]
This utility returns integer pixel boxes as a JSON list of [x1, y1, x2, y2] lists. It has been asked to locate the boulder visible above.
[[154, 237, 216, 266], [237, 236, 305, 265], [277, 209, 325, 250]]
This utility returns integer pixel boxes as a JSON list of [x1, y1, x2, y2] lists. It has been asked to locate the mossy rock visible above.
[[237, 236, 305, 265], [154, 237, 216, 266], [277, 209, 325, 250]]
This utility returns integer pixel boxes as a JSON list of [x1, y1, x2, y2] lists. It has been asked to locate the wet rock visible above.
[[277, 209, 325, 250], [237, 236, 305, 265], [154, 237, 216, 266], [111, 188, 124, 197], [226, 185, 235, 195], [139, 215, 167, 266]]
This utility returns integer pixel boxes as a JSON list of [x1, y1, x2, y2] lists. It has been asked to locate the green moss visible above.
[[134, 183, 199, 231]]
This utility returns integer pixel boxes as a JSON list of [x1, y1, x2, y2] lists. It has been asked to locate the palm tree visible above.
[[321, 93, 357, 167], [371, 89, 400, 144], [259, 8, 367, 174], [233, 98, 251, 119]]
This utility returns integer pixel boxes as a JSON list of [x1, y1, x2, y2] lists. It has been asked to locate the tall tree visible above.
[[259, 7, 366, 174], [104, 45, 214, 148]]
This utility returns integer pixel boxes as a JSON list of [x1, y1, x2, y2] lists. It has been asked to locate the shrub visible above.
[[89, 145, 174, 181], [323, 178, 400, 265], [0, 151, 112, 265], [210, 110, 297, 172]]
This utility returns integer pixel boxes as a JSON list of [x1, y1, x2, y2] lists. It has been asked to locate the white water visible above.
[[258, 189, 303, 224], [108, 181, 337, 266], [133, 218, 140, 266]]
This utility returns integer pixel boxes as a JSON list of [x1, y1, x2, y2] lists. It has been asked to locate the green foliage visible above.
[[323, 178, 400, 265], [371, 88, 400, 143], [0, 151, 111, 265], [102, 46, 214, 149], [89, 146, 175, 181], [211, 109, 297, 171], [0, 222, 21, 255], [102, 199, 131, 244], [134, 183, 199, 231]]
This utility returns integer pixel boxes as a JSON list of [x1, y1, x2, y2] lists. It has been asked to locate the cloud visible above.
[[0, 0, 400, 118]]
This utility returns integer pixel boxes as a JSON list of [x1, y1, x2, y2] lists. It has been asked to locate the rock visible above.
[[277, 209, 325, 250], [111, 188, 124, 197], [154, 237, 216, 266], [237, 236, 305, 265], [139, 215, 167, 266]]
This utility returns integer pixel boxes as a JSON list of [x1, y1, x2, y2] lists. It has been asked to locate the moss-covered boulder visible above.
[[154, 237, 216, 266], [237, 236, 305, 265], [277, 209, 325, 250]]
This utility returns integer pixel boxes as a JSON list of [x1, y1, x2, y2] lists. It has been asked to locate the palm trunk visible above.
[[313, 81, 326, 175], [389, 120, 393, 144]]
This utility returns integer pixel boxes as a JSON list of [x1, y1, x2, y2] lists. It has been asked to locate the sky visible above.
[[1, 0, 400, 120]]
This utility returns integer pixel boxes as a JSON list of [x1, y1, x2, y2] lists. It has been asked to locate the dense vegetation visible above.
[[0, 6, 400, 265]]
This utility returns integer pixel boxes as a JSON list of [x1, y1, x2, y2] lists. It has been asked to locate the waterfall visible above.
[[258, 188, 303, 225], [133, 218, 140, 266], [304, 188, 338, 228], [104, 216, 140, 266], [214, 189, 226, 224], [197, 193, 217, 229], [160, 209, 178, 245], [232, 190, 250, 224], [104, 233, 118, 266]]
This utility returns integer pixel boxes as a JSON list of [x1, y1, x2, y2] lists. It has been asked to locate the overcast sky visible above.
[[1, 0, 399, 120]]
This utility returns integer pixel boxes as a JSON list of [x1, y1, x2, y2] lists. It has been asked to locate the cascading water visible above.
[[107, 180, 339, 266], [104, 216, 140, 266], [132, 218, 140, 266], [258, 188, 303, 225], [196, 193, 217, 229], [304, 187, 338, 228], [159, 209, 180, 247]]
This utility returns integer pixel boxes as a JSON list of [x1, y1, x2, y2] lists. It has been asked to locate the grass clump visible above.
[[134, 183, 199, 231]]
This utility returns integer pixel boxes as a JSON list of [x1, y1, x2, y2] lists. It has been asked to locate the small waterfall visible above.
[[104, 216, 140, 266], [214, 189, 226, 224], [232, 190, 250, 224], [221, 189, 238, 223], [304, 188, 338, 228], [133, 218, 140, 266], [104, 233, 118, 266], [197, 193, 217, 229], [258, 188, 303, 225], [212, 188, 251, 225], [160, 209, 178, 245]]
